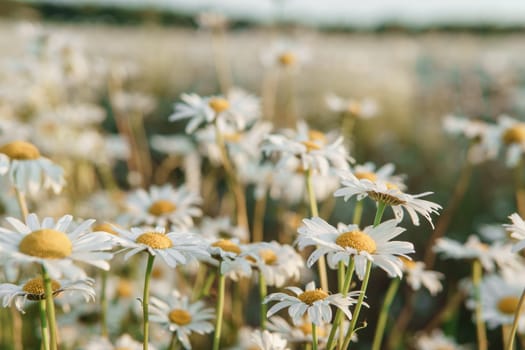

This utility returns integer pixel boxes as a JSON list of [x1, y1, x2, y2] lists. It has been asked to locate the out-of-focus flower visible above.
[[264, 281, 360, 326], [335, 171, 441, 228], [325, 93, 379, 119], [297, 218, 413, 280], [261, 40, 310, 70], [205, 238, 252, 280], [149, 290, 214, 349], [0, 277, 95, 312], [0, 213, 114, 278], [487, 115, 525, 167], [400, 258, 444, 295], [504, 213, 525, 252], [0, 140, 65, 194], [112, 91, 156, 115], [122, 184, 202, 229], [81, 334, 152, 350], [249, 330, 290, 350], [351, 162, 406, 191], [199, 216, 248, 242], [414, 329, 467, 350]]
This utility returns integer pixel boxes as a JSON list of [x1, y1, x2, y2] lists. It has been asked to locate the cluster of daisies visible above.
[[2, 21, 525, 350]]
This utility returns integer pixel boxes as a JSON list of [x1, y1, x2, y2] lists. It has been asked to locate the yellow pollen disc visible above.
[[347, 101, 361, 115], [301, 140, 322, 152], [298, 289, 329, 305], [136, 232, 173, 249], [116, 279, 134, 298], [503, 124, 525, 145], [212, 239, 241, 255], [168, 309, 192, 325], [355, 171, 377, 182], [22, 277, 61, 300], [298, 322, 327, 336], [259, 249, 278, 265], [308, 130, 326, 144], [0, 140, 41, 160], [385, 182, 399, 190], [278, 52, 296, 66], [497, 296, 521, 315], [399, 256, 416, 270], [335, 231, 377, 254], [92, 223, 118, 235], [148, 200, 177, 216], [19, 229, 73, 259], [223, 132, 243, 143], [208, 98, 230, 113]]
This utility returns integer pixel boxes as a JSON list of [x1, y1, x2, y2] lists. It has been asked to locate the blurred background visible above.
[[2, 0, 525, 347]]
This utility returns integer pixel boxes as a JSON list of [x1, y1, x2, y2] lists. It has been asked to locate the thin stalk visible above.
[[306, 168, 328, 292], [41, 266, 58, 350], [14, 188, 28, 220], [191, 265, 208, 302], [472, 260, 487, 350], [169, 332, 178, 350], [506, 286, 525, 350], [259, 272, 268, 329], [311, 323, 318, 350], [352, 200, 363, 226], [212, 268, 226, 350], [38, 301, 50, 350], [337, 261, 345, 292], [252, 194, 267, 242], [325, 259, 355, 350], [374, 202, 386, 227], [100, 270, 108, 337], [502, 324, 512, 350], [142, 254, 155, 350], [371, 278, 401, 350], [200, 270, 217, 299], [342, 260, 373, 350]]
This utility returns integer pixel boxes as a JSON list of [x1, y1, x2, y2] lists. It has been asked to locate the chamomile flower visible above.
[[122, 184, 202, 229], [0, 140, 65, 194], [263, 120, 351, 175], [334, 171, 441, 228], [351, 162, 406, 191], [325, 93, 379, 119], [82, 334, 153, 350], [0, 276, 95, 312], [0, 213, 114, 278], [206, 238, 252, 280], [400, 258, 444, 295], [199, 216, 248, 242], [246, 241, 304, 287], [414, 329, 467, 350], [249, 330, 290, 350], [489, 115, 525, 167], [434, 235, 521, 272], [149, 290, 214, 349], [260, 40, 310, 69], [264, 281, 360, 326], [110, 226, 210, 268], [267, 316, 333, 345], [504, 212, 525, 252], [297, 218, 414, 280]]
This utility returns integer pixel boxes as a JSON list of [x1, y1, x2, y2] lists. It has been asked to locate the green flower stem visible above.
[[352, 200, 363, 226], [38, 301, 50, 350], [169, 332, 178, 350], [14, 188, 28, 220], [311, 323, 318, 350], [337, 261, 345, 292], [472, 259, 487, 350], [306, 168, 328, 292], [325, 259, 355, 350], [41, 266, 58, 350], [506, 287, 525, 350], [100, 270, 108, 337], [259, 272, 268, 329], [371, 277, 401, 350], [373, 202, 386, 227], [200, 270, 217, 299], [142, 254, 155, 350], [213, 267, 226, 350], [342, 260, 373, 350]]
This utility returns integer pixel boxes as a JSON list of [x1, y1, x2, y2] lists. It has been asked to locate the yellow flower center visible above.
[[278, 52, 296, 66], [259, 249, 278, 265], [223, 132, 243, 143], [22, 277, 61, 300], [0, 140, 41, 160], [503, 124, 525, 145], [335, 231, 377, 254], [497, 296, 521, 315], [168, 309, 192, 325], [355, 171, 377, 182], [92, 223, 118, 236], [19, 229, 73, 259], [136, 232, 173, 249], [347, 101, 361, 116], [298, 289, 329, 305], [301, 130, 327, 152], [148, 200, 177, 216], [208, 98, 230, 113], [399, 256, 416, 270], [212, 239, 241, 255], [116, 279, 134, 298]]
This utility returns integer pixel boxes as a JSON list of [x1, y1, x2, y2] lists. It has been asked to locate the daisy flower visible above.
[[199, 216, 248, 242], [246, 241, 304, 287], [488, 115, 525, 167], [0, 213, 115, 278], [0, 140, 65, 194], [504, 212, 525, 252], [81, 334, 154, 350], [297, 217, 414, 280], [414, 329, 467, 350], [400, 258, 444, 295], [122, 184, 202, 229], [0, 276, 95, 312], [263, 120, 351, 176], [205, 238, 252, 280], [325, 93, 379, 119], [267, 316, 335, 345], [264, 281, 360, 326], [351, 162, 406, 191], [149, 290, 214, 349], [110, 226, 210, 268], [249, 330, 290, 350], [334, 170, 441, 228], [260, 40, 310, 69], [433, 235, 522, 273]]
